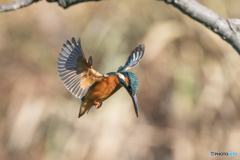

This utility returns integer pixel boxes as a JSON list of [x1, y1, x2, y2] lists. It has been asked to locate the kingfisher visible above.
[[57, 37, 145, 118]]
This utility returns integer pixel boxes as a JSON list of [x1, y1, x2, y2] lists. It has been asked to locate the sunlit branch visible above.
[[0, 0, 39, 12], [159, 0, 240, 55], [46, 0, 101, 9], [0, 0, 101, 12]]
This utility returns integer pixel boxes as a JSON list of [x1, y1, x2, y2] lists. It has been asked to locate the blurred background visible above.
[[0, 0, 240, 159]]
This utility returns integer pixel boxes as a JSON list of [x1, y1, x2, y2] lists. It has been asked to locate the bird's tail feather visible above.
[[78, 101, 86, 118]]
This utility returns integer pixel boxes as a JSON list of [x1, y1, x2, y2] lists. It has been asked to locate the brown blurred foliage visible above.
[[0, 0, 240, 160]]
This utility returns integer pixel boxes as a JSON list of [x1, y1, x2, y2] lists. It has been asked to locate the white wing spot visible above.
[[133, 53, 136, 61], [136, 51, 139, 59]]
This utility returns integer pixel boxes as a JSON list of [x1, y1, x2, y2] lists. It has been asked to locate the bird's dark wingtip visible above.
[[77, 37, 81, 46], [88, 56, 93, 66], [139, 44, 145, 53]]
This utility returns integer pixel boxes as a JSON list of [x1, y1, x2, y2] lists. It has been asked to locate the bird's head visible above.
[[116, 71, 139, 117]]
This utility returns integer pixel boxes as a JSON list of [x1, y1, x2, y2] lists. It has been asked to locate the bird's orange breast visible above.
[[82, 75, 122, 108]]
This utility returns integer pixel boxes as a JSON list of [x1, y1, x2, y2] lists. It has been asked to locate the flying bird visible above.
[[57, 38, 145, 118]]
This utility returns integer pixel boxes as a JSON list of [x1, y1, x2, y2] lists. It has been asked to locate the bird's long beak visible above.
[[131, 94, 139, 117]]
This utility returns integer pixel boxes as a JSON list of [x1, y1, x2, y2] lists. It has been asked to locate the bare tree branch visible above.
[[0, 0, 39, 12], [1, 0, 240, 55], [47, 0, 101, 9], [159, 0, 240, 55], [0, 0, 101, 12]]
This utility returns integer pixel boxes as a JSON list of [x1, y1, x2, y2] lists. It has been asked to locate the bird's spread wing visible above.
[[117, 44, 145, 72], [57, 37, 103, 99]]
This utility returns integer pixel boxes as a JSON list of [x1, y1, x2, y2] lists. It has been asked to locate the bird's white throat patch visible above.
[[117, 73, 125, 80]]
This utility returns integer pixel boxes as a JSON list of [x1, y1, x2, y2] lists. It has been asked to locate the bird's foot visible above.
[[94, 101, 102, 109]]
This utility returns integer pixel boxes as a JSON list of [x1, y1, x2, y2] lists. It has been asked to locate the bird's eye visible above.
[[129, 87, 132, 92]]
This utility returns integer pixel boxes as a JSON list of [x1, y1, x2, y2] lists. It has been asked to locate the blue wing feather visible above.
[[118, 44, 145, 72]]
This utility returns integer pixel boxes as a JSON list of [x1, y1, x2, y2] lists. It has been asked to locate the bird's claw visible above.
[[94, 101, 102, 109]]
